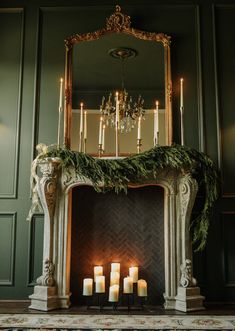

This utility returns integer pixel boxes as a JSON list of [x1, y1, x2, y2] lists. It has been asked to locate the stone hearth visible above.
[[29, 157, 204, 312]]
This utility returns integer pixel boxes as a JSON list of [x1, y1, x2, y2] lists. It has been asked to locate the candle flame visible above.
[[60, 78, 63, 83], [156, 100, 159, 106], [115, 91, 119, 97], [103, 124, 106, 129], [180, 78, 184, 82], [80, 102, 84, 107], [84, 110, 87, 115]]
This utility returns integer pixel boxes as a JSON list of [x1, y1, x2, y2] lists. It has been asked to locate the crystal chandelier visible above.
[[100, 47, 145, 133]]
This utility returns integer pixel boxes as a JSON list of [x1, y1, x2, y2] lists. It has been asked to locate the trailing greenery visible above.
[[42, 144, 219, 251]]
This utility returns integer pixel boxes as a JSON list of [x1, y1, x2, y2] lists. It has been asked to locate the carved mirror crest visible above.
[[64, 5, 172, 155]]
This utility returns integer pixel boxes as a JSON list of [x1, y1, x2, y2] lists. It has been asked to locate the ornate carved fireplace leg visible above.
[[29, 158, 61, 311], [175, 259, 205, 312], [175, 174, 205, 312]]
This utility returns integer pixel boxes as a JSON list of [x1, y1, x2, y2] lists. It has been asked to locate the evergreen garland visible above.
[[43, 144, 219, 251]]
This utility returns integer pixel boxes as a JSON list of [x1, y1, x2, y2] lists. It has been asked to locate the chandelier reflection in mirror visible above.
[[100, 47, 145, 134]]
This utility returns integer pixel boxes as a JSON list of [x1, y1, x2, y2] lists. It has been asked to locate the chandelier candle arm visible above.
[[180, 78, 185, 146], [154, 101, 159, 146], [57, 78, 63, 147]]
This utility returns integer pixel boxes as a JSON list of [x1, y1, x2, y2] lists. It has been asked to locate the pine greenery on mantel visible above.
[[42, 144, 219, 251]]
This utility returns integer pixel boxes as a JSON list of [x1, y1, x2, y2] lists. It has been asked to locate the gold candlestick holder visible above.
[[154, 132, 159, 147], [98, 143, 103, 157], [137, 138, 142, 154], [79, 131, 83, 152], [83, 138, 87, 154]]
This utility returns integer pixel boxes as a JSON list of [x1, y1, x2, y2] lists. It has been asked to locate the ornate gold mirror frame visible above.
[[64, 5, 172, 149]]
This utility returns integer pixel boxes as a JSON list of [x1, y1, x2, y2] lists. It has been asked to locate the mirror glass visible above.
[[64, 6, 172, 155]]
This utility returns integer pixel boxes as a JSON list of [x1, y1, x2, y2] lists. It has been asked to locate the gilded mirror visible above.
[[64, 5, 172, 155]]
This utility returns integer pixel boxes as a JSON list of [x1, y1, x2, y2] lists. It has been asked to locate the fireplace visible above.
[[70, 185, 165, 306], [29, 157, 205, 312]]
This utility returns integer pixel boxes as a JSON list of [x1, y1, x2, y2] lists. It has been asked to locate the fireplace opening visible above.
[[70, 185, 165, 306]]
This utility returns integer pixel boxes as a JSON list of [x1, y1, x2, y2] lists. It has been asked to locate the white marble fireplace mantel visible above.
[[29, 156, 204, 312]]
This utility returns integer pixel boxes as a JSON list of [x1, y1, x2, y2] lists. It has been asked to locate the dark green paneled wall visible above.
[[0, 1, 234, 302]]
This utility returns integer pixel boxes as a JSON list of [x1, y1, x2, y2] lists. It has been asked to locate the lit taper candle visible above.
[[98, 116, 103, 145], [154, 101, 159, 145], [57, 78, 63, 147], [180, 78, 184, 108]]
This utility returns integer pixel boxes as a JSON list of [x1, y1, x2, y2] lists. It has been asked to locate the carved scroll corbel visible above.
[[37, 258, 55, 287], [180, 259, 197, 288]]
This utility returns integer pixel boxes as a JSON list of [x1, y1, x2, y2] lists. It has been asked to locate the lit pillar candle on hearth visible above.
[[94, 265, 103, 282], [111, 262, 120, 273], [129, 266, 138, 283], [123, 276, 133, 294], [110, 271, 120, 286], [82, 278, 93, 296], [137, 279, 147, 297], [137, 116, 141, 140], [95, 275, 105, 293], [108, 284, 119, 302]]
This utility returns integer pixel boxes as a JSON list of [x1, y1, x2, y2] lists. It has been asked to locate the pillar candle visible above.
[[94, 265, 103, 282], [95, 275, 105, 293], [129, 266, 138, 283], [137, 116, 141, 140], [98, 117, 103, 145], [102, 124, 105, 151], [84, 111, 87, 139], [59, 78, 63, 109], [108, 284, 119, 302], [83, 278, 93, 296], [180, 78, 184, 108], [111, 263, 120, 273], [110, 271, 120, 286], [123, 276, 133, 294], [80, 102, 84, 134], [137, 279, 147, 297]]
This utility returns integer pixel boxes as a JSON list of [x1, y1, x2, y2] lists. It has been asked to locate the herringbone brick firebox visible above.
[[70, 185, 165, 305]]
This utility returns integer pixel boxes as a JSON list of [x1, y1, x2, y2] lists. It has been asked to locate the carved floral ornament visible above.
[[64, 5, 171, 50]]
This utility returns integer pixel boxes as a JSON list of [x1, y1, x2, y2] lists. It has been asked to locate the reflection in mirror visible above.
[[71, 33, 165, 155], [64, 5, 172, 154]]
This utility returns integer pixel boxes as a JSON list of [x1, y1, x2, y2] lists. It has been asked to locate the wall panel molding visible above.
[[194, 5, 204, 152], [27, 214, 44, 286], [221, 212, 235, 287], [0, 8, 24, 199], [213, 4, 235, 196], [0, 213, 16, 286]]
